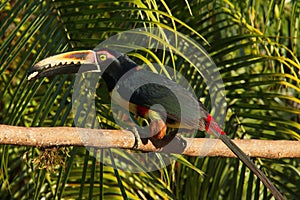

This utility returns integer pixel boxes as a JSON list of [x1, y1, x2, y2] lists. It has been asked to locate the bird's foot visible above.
[[130, 127, 140, 149], [129, 127, 149, 149]]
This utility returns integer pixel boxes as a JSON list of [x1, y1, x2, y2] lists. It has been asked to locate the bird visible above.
[[27, 48, 284, 200]]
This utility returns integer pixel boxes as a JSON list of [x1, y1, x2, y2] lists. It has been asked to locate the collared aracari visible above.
[[27, 49, 284, 200]]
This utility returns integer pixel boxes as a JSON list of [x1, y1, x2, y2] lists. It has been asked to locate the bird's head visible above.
[[27, 49, 138, 83]]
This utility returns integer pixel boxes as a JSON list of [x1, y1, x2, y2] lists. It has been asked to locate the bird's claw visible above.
[[130, 127, 140, 149], [128, 127, 150, 149]]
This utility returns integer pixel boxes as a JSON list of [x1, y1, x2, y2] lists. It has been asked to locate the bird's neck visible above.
[[103, 55, 138, 91]]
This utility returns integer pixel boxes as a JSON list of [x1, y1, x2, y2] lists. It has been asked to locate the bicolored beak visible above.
[[27, 50, 99, 81]]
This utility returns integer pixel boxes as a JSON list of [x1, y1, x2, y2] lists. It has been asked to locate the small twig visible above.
[[0, 124, 299, 158]]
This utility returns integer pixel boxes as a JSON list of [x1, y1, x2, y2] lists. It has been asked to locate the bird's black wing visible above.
[[116, 68, 208, 130]]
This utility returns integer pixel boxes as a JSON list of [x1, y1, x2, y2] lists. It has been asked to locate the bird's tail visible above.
[[205, 115, 284, 200], [218, 134, 284, 200]]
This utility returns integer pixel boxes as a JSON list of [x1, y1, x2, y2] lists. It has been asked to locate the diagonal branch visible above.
[[0, 124, 299, 158]]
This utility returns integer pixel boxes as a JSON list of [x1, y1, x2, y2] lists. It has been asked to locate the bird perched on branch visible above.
[[28, 49, 284, 200]]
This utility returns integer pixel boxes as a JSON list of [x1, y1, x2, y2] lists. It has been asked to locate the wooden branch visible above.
[[0, 124, 299, 158]]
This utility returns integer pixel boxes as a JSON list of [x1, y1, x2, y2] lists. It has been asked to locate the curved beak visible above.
[[27, 50, 99, 81]]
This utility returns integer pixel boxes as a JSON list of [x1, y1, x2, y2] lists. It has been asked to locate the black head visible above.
[[93, 49, 138, 89]]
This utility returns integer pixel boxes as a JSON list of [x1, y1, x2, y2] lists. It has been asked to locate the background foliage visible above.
[[1, 0, 300, 199]]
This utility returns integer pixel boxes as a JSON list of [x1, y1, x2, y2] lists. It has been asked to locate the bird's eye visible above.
[[99, 54, 107, 61]]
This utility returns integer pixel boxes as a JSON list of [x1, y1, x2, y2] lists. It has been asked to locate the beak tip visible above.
[[27, 70, 39, 81]]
